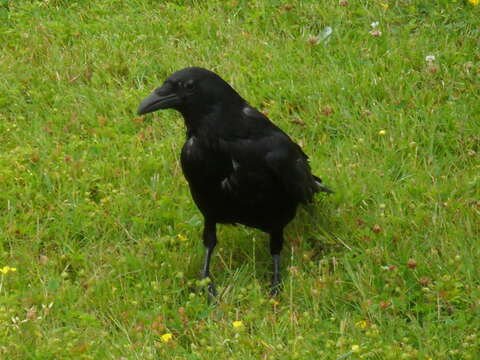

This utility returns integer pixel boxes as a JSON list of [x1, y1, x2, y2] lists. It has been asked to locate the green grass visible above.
[[1, 0, 479, 359]]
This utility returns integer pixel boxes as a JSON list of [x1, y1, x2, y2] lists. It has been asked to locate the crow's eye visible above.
[[185, 80, 195, 90]]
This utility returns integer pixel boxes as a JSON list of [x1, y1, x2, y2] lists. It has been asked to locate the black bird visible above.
[[138, 67, 332, 296]]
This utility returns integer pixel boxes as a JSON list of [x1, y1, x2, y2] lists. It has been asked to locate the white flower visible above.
[[320, 26, 333, 42], [425, 55, 436, 63], [371, 21, 379, 28]]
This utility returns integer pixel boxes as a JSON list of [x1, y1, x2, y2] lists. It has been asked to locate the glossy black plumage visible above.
[[138, 67, 332, 296]]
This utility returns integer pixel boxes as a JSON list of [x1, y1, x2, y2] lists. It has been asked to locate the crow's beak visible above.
[[137, 84, 181, 115]]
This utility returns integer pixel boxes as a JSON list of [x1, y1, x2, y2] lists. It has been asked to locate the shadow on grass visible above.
[[180, 194, 342, 300]]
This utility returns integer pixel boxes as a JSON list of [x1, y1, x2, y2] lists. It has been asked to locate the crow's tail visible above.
[[313, 175, 334, 194]]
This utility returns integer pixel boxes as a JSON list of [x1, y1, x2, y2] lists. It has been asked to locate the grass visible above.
[[0, 0, 479, 359]]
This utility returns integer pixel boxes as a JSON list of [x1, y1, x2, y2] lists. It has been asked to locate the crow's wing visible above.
[[264, 138, 319, 204], [220, 105, 321, 204]]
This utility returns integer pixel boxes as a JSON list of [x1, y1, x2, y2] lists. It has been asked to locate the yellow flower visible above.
[[232, 320, 244, 329], [0, 266, 17, 275], [160, 333, 173, 343], [378, 130, 387, 136], [355, 320, 368, 329], [269, 298, 280, 306], [351, 344, 360, 353], [177, 234, 187, 241], [468, 0, 478, 6]]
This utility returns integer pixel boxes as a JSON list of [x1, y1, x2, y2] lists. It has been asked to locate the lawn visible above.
[[0, 0, 479, 359]]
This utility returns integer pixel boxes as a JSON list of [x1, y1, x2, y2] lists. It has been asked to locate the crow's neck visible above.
[[180, 106, 214, 134]]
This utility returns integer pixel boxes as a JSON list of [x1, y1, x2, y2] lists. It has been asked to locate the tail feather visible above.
[[313, 175, 334, 194]]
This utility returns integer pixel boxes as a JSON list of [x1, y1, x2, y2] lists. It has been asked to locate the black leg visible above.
[[269, 230, 284, 296], [271, 254, 282, 296], [201, 221, 217, 299]]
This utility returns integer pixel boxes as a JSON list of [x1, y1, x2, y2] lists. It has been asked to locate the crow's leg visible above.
[[201, 221, 217, 299], [269, 230, 284, 296]]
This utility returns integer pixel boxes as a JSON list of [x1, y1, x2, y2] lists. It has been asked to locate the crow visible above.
[[138, 67, 332, 297]]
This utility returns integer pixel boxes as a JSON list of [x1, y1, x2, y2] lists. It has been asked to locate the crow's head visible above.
[[137, 67, 241, 116]]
